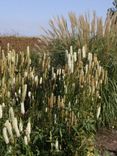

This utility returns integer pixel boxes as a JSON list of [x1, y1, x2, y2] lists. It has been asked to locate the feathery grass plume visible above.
[[3, 127, 9, 144]]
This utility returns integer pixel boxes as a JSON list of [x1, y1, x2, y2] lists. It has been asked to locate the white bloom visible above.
[[97, 106, 101, 119], [2, 102, 5, 108], [45, 107, 48, 113], [54, 114, 57, 124], [24, 71, 28, 77], [55, 139, 59, 151], [88, 53, 92, 64], [70, 46, 73, 55], [35, 75, 38, 85], [22, 84, 27, 102], [9, 107, 14, 121], [28, 91, 31, 98], [26, 118, 31, 135], [4, 120, 14, 141], [13, 77, 15, 84], [40, 77, 43, 84], [7, 91, 11, 98], [12, 117, 20, 137], [82, 45, 86, 58], [26, 46, 30, 63], [15, 92, 17, 97], [21, 102, 25, 114], [19, 118, 23, 132], [3, 127, 9, 144], [18, 88, 21, 95], [85, 64, 89, 74], [24, 136, 28, 145], [53, 73, 56, 79], [74, 52, 77, 62], [0, 104, 3, 119]]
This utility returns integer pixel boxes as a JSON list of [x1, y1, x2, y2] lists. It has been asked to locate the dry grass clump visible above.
[[37, 12, 117, 49]]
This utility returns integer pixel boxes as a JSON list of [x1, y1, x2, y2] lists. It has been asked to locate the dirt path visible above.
[[96, 128, 117, 155]]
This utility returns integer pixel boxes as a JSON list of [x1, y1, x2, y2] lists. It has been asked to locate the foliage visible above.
[[0, 12, 117, 156], [0, 43, 110, 155]]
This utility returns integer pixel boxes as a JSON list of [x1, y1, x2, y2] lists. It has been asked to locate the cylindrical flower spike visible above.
[[12, 117, 20, 137], [4, 120, 14, 142], [21, 102, 25, 114], [19, 118, 23, 132], [24, 136, 28, 145], [55, 139, 59, 152], [40, 77, 43, 84], [22, 84, 27, 102], [0, 104, 3, 119], [3, 127, 9, 144], [97, 106, 101, 119], [9, 107, 15, 121], [26, 118, 31, 136], [82, 45, 87, 58]]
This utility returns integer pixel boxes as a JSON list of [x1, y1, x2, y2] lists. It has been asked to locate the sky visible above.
[[0, 0, 113, 36]]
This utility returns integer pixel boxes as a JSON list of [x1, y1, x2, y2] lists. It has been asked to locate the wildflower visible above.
[[24, 136, 28, 145], [24, 71, 28, 77], [53, 73, 56, 79], [0, 104, 3, 119], [26, 118, 31, 136], [82, 45, 86, 58], [12, 117, 20, 137], [13, 77, 15, 84], [45, 107, 48, 113], [21, 102, 25, 114], [19, 118, 23, 132], [54, 114, 57, 124], [55, 139, 59, 151], [15, 92, 17, 97], [70, 46, 73, 55], [97, 106, 101, 119], [3, 127, 9, 144], [78, 49, 81, 60], [85, 64, 89, 74], [28, 91, 31, 98], [2, 102, 5, 108], [40, 77, 43, 84], [34, 75, 38, 85], [22, 84, 27, 102], [27, 46, 30, 58], [88, 53, 92, 64], [9, 107, 15, 121], [18, 88, 21, 95], [4, 120, 14, 142], [74, 52, 77, 62]]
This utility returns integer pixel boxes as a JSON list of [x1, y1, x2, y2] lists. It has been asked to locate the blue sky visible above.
[[0, 0, 113, 36]]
